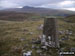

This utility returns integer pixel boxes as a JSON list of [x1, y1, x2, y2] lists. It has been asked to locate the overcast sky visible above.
[[0, 0, 75, 11]]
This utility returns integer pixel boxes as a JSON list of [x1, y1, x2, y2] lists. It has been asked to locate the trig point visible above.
[[43, 17, 59, 48]]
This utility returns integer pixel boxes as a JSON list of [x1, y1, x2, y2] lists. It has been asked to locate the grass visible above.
[[0, 17, 75, 56], [0, 19, 43, 56]]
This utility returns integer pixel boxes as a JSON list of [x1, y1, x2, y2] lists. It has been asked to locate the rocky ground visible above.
[[0, 16, 75, 56]]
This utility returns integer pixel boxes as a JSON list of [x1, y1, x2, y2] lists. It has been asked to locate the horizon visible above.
[[0, 5, 75, 12], [0, 0, 75, 11]]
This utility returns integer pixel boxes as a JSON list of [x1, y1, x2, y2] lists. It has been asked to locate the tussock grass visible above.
[[0, 17, 75, 56]]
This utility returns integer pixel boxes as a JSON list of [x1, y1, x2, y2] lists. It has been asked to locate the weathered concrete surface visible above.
[[43, 17, 59, 48]]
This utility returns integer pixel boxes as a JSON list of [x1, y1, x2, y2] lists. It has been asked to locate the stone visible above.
[[38, 24, 43, 30], [42, 35, 46, 38], [29, 32, 34, 35], [23, 53, 27, 56], [69, 31, 72, 35], [59, 39, 62, 42], [39, 53, 46, 56], [45, 42, 49, 46], [41, 35, 46, 45], [61, 36, 69, 40], [23, 51, 32, 56], [38, 35, 42, 39], [41, 46, 47, 50], [48, 36, 51, 40], [32, 40, 41, 44], [65, 30, 72, 35], [70, 47, 75, 52], [48, 41, 52, 45], [61, 37, 65, 40], [39, 53, 43, 56], [20, 38, 25, 41], [65, 36, 69, 40], [59, 31, 65, 35], [36, 50, 42, 53], [32, 45, 36, 49], [43, 54, 46, 56]]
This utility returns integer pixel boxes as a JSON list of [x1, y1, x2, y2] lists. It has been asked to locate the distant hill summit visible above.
[[0, 6, 75, 16], [23, 6, 35, 9]]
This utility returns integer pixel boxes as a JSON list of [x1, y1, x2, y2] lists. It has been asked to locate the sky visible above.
[[0, 0, 75, 11]]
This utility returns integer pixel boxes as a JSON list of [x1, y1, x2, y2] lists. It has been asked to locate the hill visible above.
[[66, 15, 75, 23], [0, 11, 41, 21], [1, 6, 75, 16], [64, 15, 75, 23]]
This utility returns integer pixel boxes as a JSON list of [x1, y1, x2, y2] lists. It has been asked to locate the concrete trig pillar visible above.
[[43, 17, 59, 48]]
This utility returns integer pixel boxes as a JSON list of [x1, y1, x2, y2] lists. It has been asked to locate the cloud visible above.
[[39, 0, 75, 11], [0, 0, 21, 8], [59, 0, 74, 6], [58, 0, 75, 11], [0, 0, 64, 7], [59, 0, 75, 8], [0, 0, 75, 11], [63, 8, 75, 11]]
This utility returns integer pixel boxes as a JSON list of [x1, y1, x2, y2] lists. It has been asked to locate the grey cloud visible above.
[[0, 0, 65, 7], [0, 0, 75, 10]]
